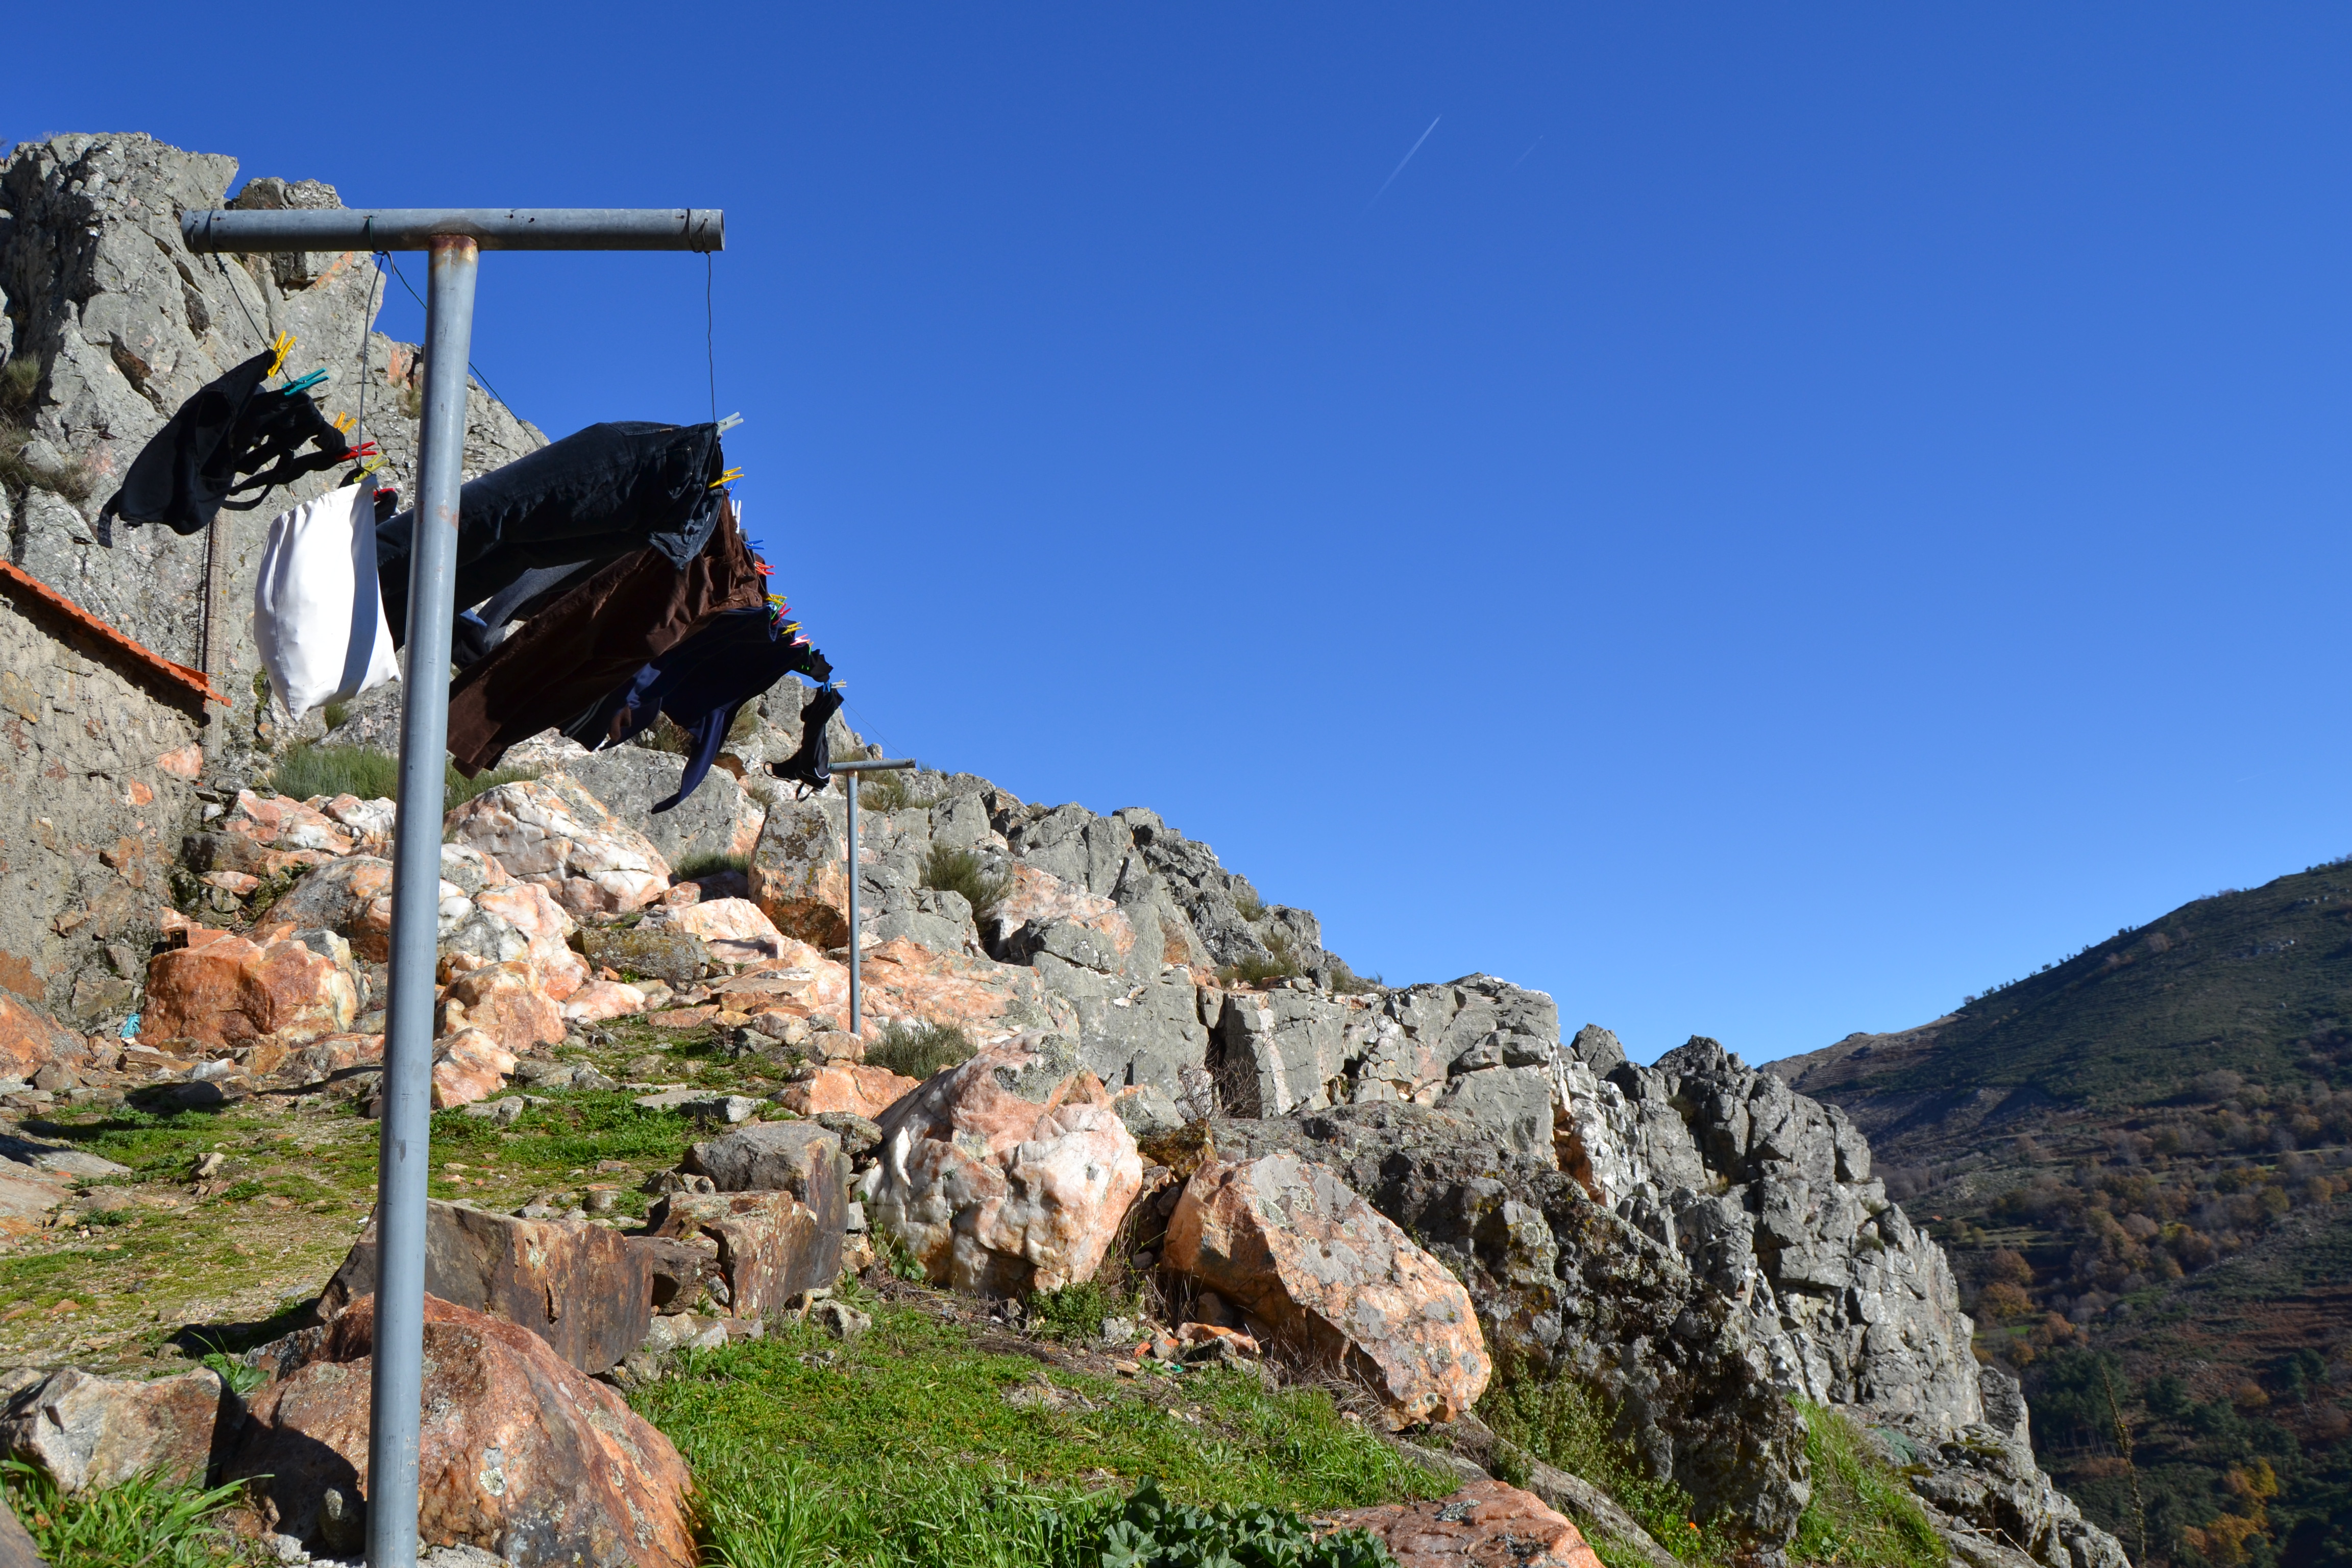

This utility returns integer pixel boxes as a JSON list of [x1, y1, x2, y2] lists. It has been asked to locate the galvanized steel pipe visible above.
[[365, 233, 477, 1568], [182, 207, 722, 252]]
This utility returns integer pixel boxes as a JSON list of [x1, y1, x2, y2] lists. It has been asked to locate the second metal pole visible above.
[[845, 775, 860, 1035], [368, 233, 477, 1568]]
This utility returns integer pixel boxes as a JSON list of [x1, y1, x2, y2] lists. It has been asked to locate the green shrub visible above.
[[1218, 930, 1300, 988], [857, 769, 937, 814], [867, 1019, 976, 1082], [921, 844, 1012, 929], [2, 1460, 252, 1568], [1026, 1278, 1137, 1344], [265, 743, 537, 810], [0, 356, 39, 411], [320, 699, 351, 731], [1230, 886, 1266, 922], [674, 849, 752, 882], [1478, 1362, 1734, 1564]]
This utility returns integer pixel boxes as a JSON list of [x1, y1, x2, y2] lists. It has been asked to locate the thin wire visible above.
[[211, 252, 272, 351], [705, 253, 718, 426], [356, 241, 382, 473], [840, 698, 901, 764], [380, 253, 519, 420]]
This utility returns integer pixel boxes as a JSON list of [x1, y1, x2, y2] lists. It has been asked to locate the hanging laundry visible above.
[[377, 420, 727, 646], [559, 605, 831, 812], [442, 499, 764, 773], [770, 684, 847, 791], [103, 349, 364, 537], [251, 481, 401, 719]]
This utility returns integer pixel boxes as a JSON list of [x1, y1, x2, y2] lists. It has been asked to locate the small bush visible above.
[[866, 1019, 975, 1082], [1218, 930, 1300, 988], [265, 743, 537, 811], [673, 849, 751, 882], [922, 844, 1012, 929], [2, 1459, 252, 1568], [320, 699, 351, 731], [1026, 1278, 1137, 1344], [1788, 1401, 1945, 1568], [1479, 1361, 1734, 1564], [1231, 885, 1266, 922], [1328, 959, 1383, 995], [0, 357, 39, 412], [856, 769, 937, 813]]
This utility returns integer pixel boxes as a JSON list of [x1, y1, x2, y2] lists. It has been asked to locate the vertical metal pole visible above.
[[367, 234, 476, 1568], [845, 773, 861, 1035]]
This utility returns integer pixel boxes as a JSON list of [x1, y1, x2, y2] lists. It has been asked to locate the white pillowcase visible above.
[[253, 481, 400, 720]]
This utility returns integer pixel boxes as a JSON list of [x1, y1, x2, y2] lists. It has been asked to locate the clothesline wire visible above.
[[376, 253, 519, 423], [355, 224, 381, 477], [839, 696, 904, 766]]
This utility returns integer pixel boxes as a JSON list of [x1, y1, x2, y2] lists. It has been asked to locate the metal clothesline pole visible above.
[[827, 758, 917, 1035], [183, 205, 722, 1568]]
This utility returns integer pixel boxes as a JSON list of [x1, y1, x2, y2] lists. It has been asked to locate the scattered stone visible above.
[[576, 926, 708, 990], [1164, 1153, 1489, 1428], [0, 1366, 224, 1493], [0, 994, 88, 1081], [318, 1200, 654, 1375], [561, 979, 647, 1024], [648, 896, 788, 967], [774, 1063, 919, 1120], [1319, 1479, 1604, 1568], [226, 1293, 694, 1568], [435, 959, 565, 1056], [430, 1028, 518, 1110], [810, 1297, 871, 1339], [141, 935, 358, 1048], [683, 1121, 848, 1207], [648, 1189, 841, 1316]]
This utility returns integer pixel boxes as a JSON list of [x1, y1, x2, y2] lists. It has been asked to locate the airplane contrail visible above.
[[1364, 115, 1442, 212]]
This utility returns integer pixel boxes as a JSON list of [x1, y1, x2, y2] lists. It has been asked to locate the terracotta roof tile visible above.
[[0, 560, 229, 707]]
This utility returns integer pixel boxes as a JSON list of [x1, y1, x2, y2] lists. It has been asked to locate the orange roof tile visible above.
[[0, 560, 229, 707]]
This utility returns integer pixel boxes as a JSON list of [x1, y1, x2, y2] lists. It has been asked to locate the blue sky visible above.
[[14, 7, 2352, 1063]]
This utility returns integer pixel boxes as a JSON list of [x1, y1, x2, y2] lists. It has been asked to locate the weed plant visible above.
[[2, 1461, 252, 1568], [265, 743, 536, 810], [867, 1020, 976, 1083], [921, 844, 1012, 929], [673, 849, 753, 882]]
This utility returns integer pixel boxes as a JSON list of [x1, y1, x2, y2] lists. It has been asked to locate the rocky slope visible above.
[[1774, 864, 2352, 1568], [1, 132, 2128, 1568]]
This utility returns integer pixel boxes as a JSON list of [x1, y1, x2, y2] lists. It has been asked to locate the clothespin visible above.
[[352, 455, 387, 477], [715, 412, 745, 436], [330, 412, 356, 433], [280, 369, 330, 398], [266, 332, 296, 378], [708, 466, 744, 490]]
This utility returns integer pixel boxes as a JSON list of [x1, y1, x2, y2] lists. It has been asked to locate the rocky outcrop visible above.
[[443, 777, 670, 917], [1164, 1152, 1490, 1427], [139, 932, 357, 1047], [863, 1033, 1143, 1294], [225, 1293, 694, 1568]]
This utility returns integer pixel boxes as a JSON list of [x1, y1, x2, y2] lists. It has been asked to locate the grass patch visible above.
[[673, 848, 752, 882], [857, 769, 940, 814], [3, 1461, 253, 1567], [921, 844, 1012, 929], [0, 356, 38, 412], [319, 698, 350, 731], [633, 1299, 1441, 1566], [264, 743, 536, 808], [1230, 886, 1266, 923], [428, 1091, 694, 1173], [867, 1020, 976, 1083], [1788, 1401, 1946, 1568], [1479, 1361, 1735, 1565]]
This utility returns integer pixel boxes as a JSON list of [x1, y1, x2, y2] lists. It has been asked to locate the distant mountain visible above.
[[1773, 860, 2352, 1568]]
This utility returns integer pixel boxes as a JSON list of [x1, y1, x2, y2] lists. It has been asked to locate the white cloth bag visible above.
[[252, 481, 400, 719]]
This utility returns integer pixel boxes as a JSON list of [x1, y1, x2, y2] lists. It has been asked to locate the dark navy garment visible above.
[[378, 420, 725, 645], [562, 609, 832, 812], [104, 351, 358, 537], [771, 685, 846, 790]]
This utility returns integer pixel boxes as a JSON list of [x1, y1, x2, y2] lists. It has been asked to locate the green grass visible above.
[[921, 844, 1011, 929], [1026, 1278, 1137, 1344], [264, 742, 538, 809], [632, 1297, 1442, 1567], [675, 849, 753, 882], [867, 1020, 977, 1083], [3, 1461, 255, 1567], [1478, 1361, 1735, 1565], [857, 770, 941, 814], [427, 1090, 695, 1173], [1787, 1402, 1946, 1568]]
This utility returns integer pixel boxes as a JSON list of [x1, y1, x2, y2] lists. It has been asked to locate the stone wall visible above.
[[0, 570, 206, 1021]]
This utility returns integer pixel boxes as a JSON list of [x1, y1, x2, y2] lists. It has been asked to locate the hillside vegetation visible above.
[[1775, 860, 2352, 1568]]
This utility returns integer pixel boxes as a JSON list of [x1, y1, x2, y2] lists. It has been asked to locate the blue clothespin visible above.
[[280, 368, 330, 397]]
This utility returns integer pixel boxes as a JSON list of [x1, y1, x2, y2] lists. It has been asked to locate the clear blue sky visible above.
[[15, 7, 2352, 1064]]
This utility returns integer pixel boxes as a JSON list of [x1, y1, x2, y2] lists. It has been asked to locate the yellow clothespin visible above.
[[353, 455, 387, 477], [330, 412, 355, 433], [708, 466, 744, 490], [265, 332, 296, 379]]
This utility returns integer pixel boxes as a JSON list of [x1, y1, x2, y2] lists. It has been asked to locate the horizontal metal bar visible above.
[[181, 208, 723, 254], [830, 760, 918, 773]]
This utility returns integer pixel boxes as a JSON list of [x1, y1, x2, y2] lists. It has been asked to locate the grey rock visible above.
[[577, 925, 707, 989], [555, 748, 761, 872], [1112, 1082, 1186, 1137], [683, 1121, 846, 1200], [1436, 1065, 1557, 1164]]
